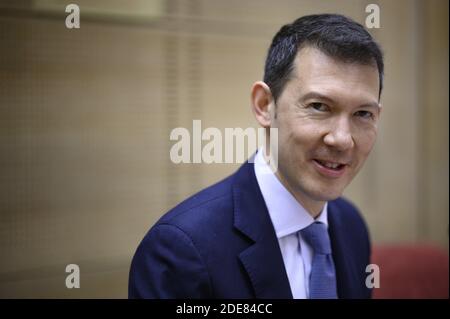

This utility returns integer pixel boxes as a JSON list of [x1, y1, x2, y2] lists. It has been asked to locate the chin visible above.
[[311, 192, 341, 202], [307, 186, 345, 202]]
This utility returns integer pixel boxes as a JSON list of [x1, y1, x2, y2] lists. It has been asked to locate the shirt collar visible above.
[[254, 148, 328, 239]]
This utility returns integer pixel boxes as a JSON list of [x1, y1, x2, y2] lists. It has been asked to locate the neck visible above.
[[274, 170, 325, 219], [260, 144, 325, 218]]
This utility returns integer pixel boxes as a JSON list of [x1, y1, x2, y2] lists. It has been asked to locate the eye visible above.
[[309, 102, 329, 112], [354, 110, 374, 119]]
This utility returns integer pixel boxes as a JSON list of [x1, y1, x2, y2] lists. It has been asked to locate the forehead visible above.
[[290, 46, 380, 101]]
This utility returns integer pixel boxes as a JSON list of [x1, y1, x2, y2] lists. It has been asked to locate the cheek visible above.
[[355, 128, 378, 158], [282, 126, 315, 155]]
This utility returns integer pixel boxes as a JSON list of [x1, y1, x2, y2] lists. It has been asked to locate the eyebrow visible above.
[[300, 91, 380, 109]]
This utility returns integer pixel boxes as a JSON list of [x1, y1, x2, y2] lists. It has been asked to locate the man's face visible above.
[[271, 46, 381, 214]]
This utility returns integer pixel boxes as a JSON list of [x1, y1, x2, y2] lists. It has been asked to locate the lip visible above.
[[312, 159, 347, 178]]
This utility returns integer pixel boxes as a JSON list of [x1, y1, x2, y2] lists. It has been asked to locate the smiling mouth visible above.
[[315, 159, 345, 169], [312, 159, 348, 177]]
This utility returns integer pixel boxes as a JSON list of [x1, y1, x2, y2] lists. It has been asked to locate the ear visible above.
[[251, 81, 273, 128]]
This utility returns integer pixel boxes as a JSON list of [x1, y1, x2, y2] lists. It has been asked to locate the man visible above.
[[129, 14, 383, 299]]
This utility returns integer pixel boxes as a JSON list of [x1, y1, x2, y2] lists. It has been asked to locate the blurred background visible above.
[[0, 0, 448, 298]]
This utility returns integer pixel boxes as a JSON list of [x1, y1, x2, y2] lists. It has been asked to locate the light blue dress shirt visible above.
[[253, 148, 329, 299]]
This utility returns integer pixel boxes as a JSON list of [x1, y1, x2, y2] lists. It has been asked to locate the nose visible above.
[[323, 116, 354, 151]]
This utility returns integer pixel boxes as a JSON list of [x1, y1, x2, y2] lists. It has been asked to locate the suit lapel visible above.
[[232, 161, 293, 299], [328, 201, 359, 298]]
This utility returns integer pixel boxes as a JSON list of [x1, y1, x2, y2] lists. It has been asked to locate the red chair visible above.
[[371, 244, 449, 299]]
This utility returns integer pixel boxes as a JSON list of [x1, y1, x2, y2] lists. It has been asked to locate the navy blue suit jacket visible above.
[[129, 161, 372, 298]]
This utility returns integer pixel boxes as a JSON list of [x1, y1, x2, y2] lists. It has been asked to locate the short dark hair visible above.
[[263, 14, 384, 102]]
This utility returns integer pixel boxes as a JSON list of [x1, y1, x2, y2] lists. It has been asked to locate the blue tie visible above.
[[301, 222, 338, 299]]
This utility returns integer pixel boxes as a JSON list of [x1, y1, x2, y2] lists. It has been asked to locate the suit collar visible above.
[[232, 161, 293, 299]]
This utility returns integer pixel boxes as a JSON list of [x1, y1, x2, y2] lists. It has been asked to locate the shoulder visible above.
[[328, 197, 371, 245], [330, 196, 359, 214], [329, 197, 368, 228], [142, 171, 242, 251], [129, 174, 238, 298], [156, 173, 235, 230]]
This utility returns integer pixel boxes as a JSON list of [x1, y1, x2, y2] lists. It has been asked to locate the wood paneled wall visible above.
[[0, 0, 447, 297]]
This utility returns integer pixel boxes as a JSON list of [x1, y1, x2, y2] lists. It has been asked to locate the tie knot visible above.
[[300, 222, 332, 254]]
